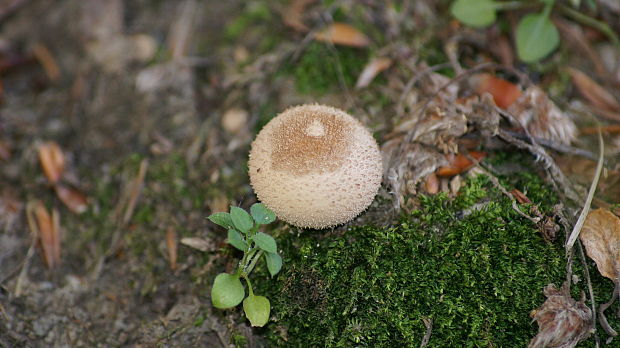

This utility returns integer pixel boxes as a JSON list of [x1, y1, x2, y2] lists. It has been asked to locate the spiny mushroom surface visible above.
[[248, 104, 383, 229]]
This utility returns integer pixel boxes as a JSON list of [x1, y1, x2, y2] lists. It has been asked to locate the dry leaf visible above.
[[424, 173, 439, 194], [167, 227, 178, 270], [469, 73, 522, 109], [314, 23, 370, 48], [32, 43, 61, 82], [27, 201, 61, 269], [38, 142, 65, 184], [355, 57, 392, 89], [180, 237, 214, 252], [282, 0, 316, 32], [507, 86, 577, 145], [55, 184, 88, 214], [580, 209, 620, 280], [436, 151, 486, 177], [511, 189, 532, 204], [568, 67, 620, 113], [529, 283, 593, 348]]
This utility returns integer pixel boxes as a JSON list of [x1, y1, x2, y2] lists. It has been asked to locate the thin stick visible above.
[[577, 239, 601, 346], [565, 126, 604, 250]]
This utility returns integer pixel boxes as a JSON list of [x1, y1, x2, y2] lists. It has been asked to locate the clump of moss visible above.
[[288, 42, 368, 95], [255, 174, 572, 347]]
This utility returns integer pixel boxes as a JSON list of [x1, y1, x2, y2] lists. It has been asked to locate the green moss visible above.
[[288, 42, 368, 95], [253, 173, 585, 347]]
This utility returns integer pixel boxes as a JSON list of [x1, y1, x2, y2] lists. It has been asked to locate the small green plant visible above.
[[450, 0, 559, 62], [208, 203, 281, 327]]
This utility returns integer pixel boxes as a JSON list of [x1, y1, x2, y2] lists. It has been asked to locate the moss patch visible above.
[[288, 42, 369, 95], [254, 174, 580, 347]]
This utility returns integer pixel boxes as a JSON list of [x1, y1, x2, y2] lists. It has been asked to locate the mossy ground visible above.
[[251, 158, 616, 347]]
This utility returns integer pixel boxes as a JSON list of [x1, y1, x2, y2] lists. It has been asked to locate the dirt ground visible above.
[[1, 0, 620, 347]]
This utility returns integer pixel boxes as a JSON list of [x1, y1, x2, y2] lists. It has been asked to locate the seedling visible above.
[[208, 203, 281, 327], [450, 0, 559, 62]]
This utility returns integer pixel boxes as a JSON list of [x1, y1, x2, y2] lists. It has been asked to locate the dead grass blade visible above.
[[38, 142, 65, 184], [166, 227, 178, 270], [566, 127, 604, 251], [26, 201, 61, 269], [32, 43, 61, 82], [314, 23, 370, 48], [122, 159, 148, 225]]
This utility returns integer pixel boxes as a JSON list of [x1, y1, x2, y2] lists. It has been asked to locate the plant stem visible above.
[[558, 4, 620, 49], [494, 1, 537, 11], [244, 276, 254, 296], [245, 250, 264, 275]]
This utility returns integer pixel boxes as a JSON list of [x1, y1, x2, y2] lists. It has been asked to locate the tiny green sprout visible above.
[[450, 0, 561, 62], [207, 203, 280, 327]]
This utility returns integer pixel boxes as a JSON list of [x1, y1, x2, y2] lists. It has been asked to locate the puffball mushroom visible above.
[[248, 104, 383, 229]]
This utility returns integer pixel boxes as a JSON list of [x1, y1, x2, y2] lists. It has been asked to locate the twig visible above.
[[503, 129, 597, 161], [474, 161, 541, 224], [497, 129, 581, 204], [558, 4, 620, 50], [565, 126, 604, 250], [419, 317, 433, 347], [598, 280, 619, 338], [577, 239, 601, 347]]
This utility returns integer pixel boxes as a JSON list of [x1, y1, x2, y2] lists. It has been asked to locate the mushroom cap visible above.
[[248, 104, 383, 229]]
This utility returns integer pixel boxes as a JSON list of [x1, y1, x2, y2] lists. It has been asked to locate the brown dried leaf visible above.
[[507, 86, 577, 145], [180, 237, 214, 252], [580, 208, 620, 280], [314, 23, 370, 48], [469, 73, 522, 109], [167, 227, 178, 270], [355, 57, 392, 89], [55, 184, 88, 214], [27, 201, 61, 269], [529, 284, 593, 348], [282, 0, 316, 32], [38, 142, 64, 184], [436, 151, 486, 177], [568, 67, 620, 113], [424, 173, 439, 194], [511, 189, 532, 204]]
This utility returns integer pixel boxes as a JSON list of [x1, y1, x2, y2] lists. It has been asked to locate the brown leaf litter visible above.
[[529, 283, 593, 348], [580, 209, 620, 338]]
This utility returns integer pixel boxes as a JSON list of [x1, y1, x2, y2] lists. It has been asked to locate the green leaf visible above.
[[230, 206, 254, 233], [253, 232, 277, 253], [208, 212, 233, 229], [227, 229, 248, 251], [516, 12, 560, 62], [243, 295, 271, 327], [250, 203, 276, 225], [450, 0, 497, 28], [265, 252, 282, 277], [211, 273, 245, 309]]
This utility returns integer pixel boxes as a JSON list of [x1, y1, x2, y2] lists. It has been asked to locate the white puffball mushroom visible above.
[[248, 104, 383, 229]]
